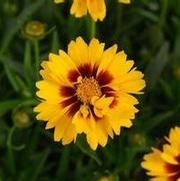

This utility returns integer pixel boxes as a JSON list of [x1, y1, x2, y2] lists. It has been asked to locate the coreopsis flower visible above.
[[54, 0, 131, 21], [34, 37, 145, 150], [141, 127, 180, 181]]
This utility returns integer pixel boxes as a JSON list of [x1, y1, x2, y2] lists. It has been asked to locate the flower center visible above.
[[76, 77, 102, 104]]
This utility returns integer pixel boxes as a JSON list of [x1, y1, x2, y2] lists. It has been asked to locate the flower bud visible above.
[[131, 133, 146, 146], [174, 67, 180, 79], [13, 111, 31, 128], [23, 21, 46, 40], [98, 177, 113, 181]]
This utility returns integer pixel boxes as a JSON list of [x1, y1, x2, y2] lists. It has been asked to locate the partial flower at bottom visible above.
[[34, 37, 145, 150], [54, 0, 131, 21], [141, 127, 180, 181]]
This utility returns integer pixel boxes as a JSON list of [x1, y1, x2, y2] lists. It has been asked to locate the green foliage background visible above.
[[0, 0, 180, 180]]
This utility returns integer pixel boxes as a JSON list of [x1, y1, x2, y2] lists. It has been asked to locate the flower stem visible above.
[[24, 41, 33, 88], [76, 137, 102, 166], [7, 126, 16, 175], [34, 40, 40, 80], [159, 0, 168, 28], [90, 18, 96, 39]]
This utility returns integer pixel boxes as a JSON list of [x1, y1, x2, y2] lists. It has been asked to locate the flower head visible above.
[[23, 21, 46, 40], [34, 37, 145, 150], [54, 0, 131, 21], [141, 127, 180, 181]]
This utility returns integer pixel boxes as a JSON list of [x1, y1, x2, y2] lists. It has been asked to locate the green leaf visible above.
[[145, 42, 169, 90], [142, 110, 175, 133], [0, 99, 38, 117], [51, 30, 60, 53], [24, 41, 33, 88], [0, 100, 21, 117], [19, 149, 50, 181], [56, 147, 70, 180], [4, 61, 21, 92], [136, 9, 159, 23], [0, 0, 45, 56], [76, 136, 102, 166]]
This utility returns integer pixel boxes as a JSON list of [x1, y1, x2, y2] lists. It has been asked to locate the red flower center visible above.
[[166, 155, 180, 181]]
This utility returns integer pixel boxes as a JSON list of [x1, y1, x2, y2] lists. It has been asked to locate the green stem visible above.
[[34, 40, 40, 80], [90, 18, 96, 39], [56, 147, 70, 179], [24, 41, 33, 88], [76, 138, 101, 166], [7, 126, 16, 175], [159, 0, 168, 28], [7, 126, 25, 151]]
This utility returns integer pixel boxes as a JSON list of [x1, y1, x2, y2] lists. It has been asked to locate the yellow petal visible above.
[[107, 51, 130, 79], [88, 38, 105, 64], [36, 80, 61, 103], [80, 105, 89, 118], [168, 127, 180, 149], [141, 148, 165, 175], [54, 116, 76, 143], [92, 96, 114, 118], [108, 119, 121, 135], [100, 117, 114, 138], [117, 92, 139, 105], [119, 69, 144, 83], [119, 76, 146, 94], [95, 121, 108, 147], [107, 117, 132, 135], [86, 117, 110, 149], [87, 0, 106, 21], [108, 98, 139, 120], [72, 111, 90, 133], [45, 110, 66, 129], [70, 0, 87, 18], [86, 133, 98, 150], [161, 152, 179, 165], [162, 144, 179, 161], [97, 45, 117, 75], [62, 123, 77, 145], [68, 37, 88, 66], [48, 51, 78, 85], [34, 102, 60, 121], [72, 107, 95, 134]]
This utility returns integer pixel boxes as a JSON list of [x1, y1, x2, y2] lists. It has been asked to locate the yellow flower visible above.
[[34, 37, 145, 150], [54, 0, 131, 21], [141, 127, 180, 181]]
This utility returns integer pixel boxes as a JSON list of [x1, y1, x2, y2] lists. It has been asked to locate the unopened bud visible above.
[[13, 111, 31, 128], [23, 21, 46, 40]]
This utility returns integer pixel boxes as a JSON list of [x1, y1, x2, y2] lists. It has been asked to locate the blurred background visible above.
[[0, 0, 180, 180]]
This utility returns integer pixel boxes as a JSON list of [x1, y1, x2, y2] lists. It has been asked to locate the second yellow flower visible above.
[[54, 0, 131, 21]]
